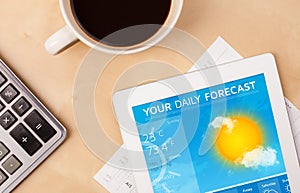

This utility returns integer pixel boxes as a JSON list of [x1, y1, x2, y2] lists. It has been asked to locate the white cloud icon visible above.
[[198, 116, 233, 156], [238, 146, 279, 168]]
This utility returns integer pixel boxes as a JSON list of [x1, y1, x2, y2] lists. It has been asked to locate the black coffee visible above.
[[71, 0, 172, 47]]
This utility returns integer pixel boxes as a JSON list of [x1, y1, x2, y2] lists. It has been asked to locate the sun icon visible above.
[[216, 116, 263, 162]]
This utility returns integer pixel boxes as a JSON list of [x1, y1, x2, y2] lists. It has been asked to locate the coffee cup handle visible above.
[[45, 25, 78, 55]]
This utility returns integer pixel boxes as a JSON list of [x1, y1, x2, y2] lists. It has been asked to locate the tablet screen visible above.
[[132, 74, 291, 193]]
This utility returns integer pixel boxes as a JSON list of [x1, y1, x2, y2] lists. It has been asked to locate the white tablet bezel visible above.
[[113, 53, 299, 193]]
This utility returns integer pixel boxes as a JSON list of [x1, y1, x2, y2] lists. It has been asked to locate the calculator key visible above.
[[0, 72, 6, 87], [0, 142, 10, 161], [25, 110, 57, 143], [0, 111, 17, 130], [0, 101, 4, 112], [10, 124, 42, 156], [2, 155, 22, 175], [0, 169, 8, 186], [12, 97, 32, 116], [0, 84, 19, 104]]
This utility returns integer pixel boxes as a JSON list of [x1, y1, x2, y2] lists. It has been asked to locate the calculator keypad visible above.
[[25, 110, 57, 143], [10, 124, 42, 156], [0, 101, 4, 112], [12, 97, 32, 116], [0, 60, 66, 193], [0, 169, 8, 185], [2, 155, 22, 175], [0, 143, 10, 161], [0, 111, 17, 130], [0, 84, 19, 104], [0, 73, 6, 87]]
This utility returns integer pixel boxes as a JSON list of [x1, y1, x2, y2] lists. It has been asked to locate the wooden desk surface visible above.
[[1, 0, 300, 192]]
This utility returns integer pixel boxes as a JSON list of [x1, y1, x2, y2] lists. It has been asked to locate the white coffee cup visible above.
[[45, 0, 184, 55]]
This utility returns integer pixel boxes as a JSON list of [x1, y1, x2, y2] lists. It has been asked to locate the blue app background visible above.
[[132, 74, 289, 193]]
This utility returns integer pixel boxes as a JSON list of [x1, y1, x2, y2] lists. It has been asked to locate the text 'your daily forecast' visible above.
[[142, 81, 256, 117]]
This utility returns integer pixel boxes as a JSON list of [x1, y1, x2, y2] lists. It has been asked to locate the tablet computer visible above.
[[113, 54, 299, 193]]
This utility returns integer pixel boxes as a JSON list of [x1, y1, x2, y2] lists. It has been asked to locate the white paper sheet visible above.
[[94, 36, 300, 193]]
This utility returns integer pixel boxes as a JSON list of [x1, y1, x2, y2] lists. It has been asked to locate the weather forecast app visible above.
[[132, 74, 291, 193]]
